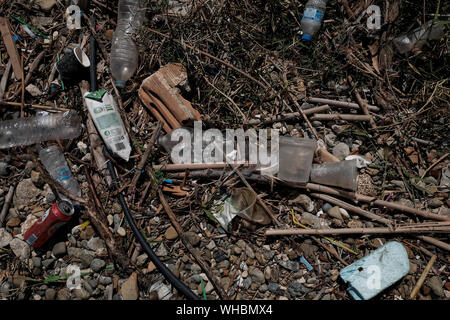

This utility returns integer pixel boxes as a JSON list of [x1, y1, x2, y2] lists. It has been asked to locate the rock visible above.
[[35, 0, 57, 11], [6, 217, 21, 227], [300, 212, 320, 227], [120, 272, 139, 300], [264, 266, 271, 281], [10, 238, 30, 260], [268, 283, 279, 293], [248, 267, 265, 284], [30, 170, 41, 186], [332, 143, 350, 160], [428, 199, 443, 208], [263, 248, 275, 261], [213, 249, 228, 263], [233, 246, 242, 255], [21, 214, 38, 235], [278, 260, 299, 272], [217, 260, 230, 269], [241, 270, 248, 278], [155, 243, 168, 257], [339, 208, 350, 219], [25, 84, 43, 96], [397, 198, 415, 208], [204, 281, 214, 294], [287, 281, 310, 298], [348, 219, 364, 229], [439, 165, 450, 191], [322, 203, 332, 213], [42, 259, 55, 268], [87, 237, 107, 255], [300, 243, 318, 258], [164, 226, 178, 240], [184, 231, 200, 246], [136, 254, 148, 267], [45, 288, 56, 300], [289, 194, 314, 212], [52, 242, 67, 257], [427, 276, 445, 297], [57, 287, 71, 300], [90, 258, 106, 272], [243, 277, 252, 290], [245, 245, 255, 259], [259, 284, 268, 293], [206, 240, 216, 250], [147, 262, 156, 272], [31, 256, 42, 268], [116, 227, 126, 237], [0, 162, 8, 176], [0, 228, 13, 247], [80, 225, 95, 240], [327, 206, 343, 221], [13, 179, 41, 208]]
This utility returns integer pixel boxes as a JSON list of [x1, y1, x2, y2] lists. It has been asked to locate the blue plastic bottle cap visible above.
[[302, 34, 312, 41], [115, 81, 125, 88]]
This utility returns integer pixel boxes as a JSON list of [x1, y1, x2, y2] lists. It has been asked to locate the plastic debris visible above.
[[310, 159, 358, 191], [339, 241, 410, 300]]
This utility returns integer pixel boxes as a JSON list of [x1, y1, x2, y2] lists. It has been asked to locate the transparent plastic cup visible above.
[[310, 159, 358, 191], [229, 188, 271, 225], [277, 136, 317, 184]]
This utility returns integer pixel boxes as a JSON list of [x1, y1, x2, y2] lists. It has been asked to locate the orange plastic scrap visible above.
[[138, 63, 201, 133]]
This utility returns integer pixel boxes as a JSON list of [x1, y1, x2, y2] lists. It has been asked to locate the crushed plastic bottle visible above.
[[110, 0, 144, 88], [0, 111, 82, 149], [393, 20, 445, 54], [84, 89, 131, 161], [39, 145, 82, 197], [301, 0, 327, 41]]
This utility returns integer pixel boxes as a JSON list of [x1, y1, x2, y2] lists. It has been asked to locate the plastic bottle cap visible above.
[[115, 81, 125, 88], [302, 34, 312, 41]]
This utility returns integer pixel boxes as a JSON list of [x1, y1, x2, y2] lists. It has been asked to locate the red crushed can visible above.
[[24, 200, 74, 248]]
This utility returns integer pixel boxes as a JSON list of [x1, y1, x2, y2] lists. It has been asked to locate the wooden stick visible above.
[[158, 190, 229, 299], [420, 152, 449, 179], [409, 255, 436, 300], [289, 92, 320, 140], [307, 97, 379, 112], [12, 50, 46, 99], [416, 236, 450, 252], [0, 60, 11, 99], [20, 54, 24, 117], [0, 184, 16, 226], [310, 193, 393, 226], [265, 225, 450, 236], [128, 121, 163, 193], [248, 105, 330, 125], [0, 100, 69, 112], [153, 162, 250, 171], [0, 17, 23, 80], [310, 114, 372, 121], [347, 76, 377, 129]]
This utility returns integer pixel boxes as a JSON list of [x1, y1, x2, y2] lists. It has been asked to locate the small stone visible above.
[[204, 281, 214, 294], [120, 272, 139, 300], [107, 215, 114, 225], [6, 217, 21, 227], [245, 245, 255, 259], [427, 276, 445, 297], [332, 143, 350, 160], [233, 246, 242, 255], [248, 267, 265, 284], [147, 262, 156, 272], [164, 226, 178, 240], [30, 170, 41, 186], [116, 227, 126, 237], [184, 231, 200, 246], [0, 162, 8, 176], [13, 179, 40, 208], [243, 277, 252, 290], [289, 194, 314, 212], [0, 228, 13, 247], [348, 219, 364, 229], [80, 225, 95, 240], [428, 199, 443, 208], [42, 258, 55, 268], [87, 237, 107, 255], [206, 240, 216, 250], [25, 84, 43, 96], [136, 254, 148, 267], [242, 270, 248, 278], [155, 243, 168, 257], [72, 287, 90, 300], [52, 242, 67, 257], [57, 287, 71, 300], [45, 288, 56, 300], [112, 202, 122, 215], [31, 256, 42, 268], [278, 260, 299, 272], [213, 249, 228, 263], [90, 258, 106, 272], [35, 0, 57, 11], [264, 266, 271, 281], [327, 206, 343, 221], [10, 238, 30, 260], [322, 203, 332, 213], [287, 281, 310, 298]]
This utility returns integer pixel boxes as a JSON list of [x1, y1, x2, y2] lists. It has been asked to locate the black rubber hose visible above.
[[105, 154, 200, 300]]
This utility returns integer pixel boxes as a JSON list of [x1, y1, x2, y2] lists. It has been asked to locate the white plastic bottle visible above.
[[39, 145, 82, 197], [393, 20, 444, 54], [301, 0, 327, 41], [110, 0, 145, 88]]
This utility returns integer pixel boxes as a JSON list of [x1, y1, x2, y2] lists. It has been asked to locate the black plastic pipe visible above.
[[105, 152, 200, 300]]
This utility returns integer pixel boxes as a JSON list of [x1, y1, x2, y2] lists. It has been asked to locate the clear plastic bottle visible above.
[[39, 145, 82, 197], [393, 20, 444, 54], [0, 111, 82, 149], [301, 0, 327, 41], [110, 0, 144, 88]]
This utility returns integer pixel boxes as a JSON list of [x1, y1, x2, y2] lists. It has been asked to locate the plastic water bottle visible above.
[[0, 111, 82, 149], [39, 145, 82, 197], [301, 0, 327, 41], [393, 20, 444, 54], [110, 0, 144, 88]]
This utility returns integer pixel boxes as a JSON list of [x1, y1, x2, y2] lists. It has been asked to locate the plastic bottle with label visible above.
[[301, 0, 327, 41]]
